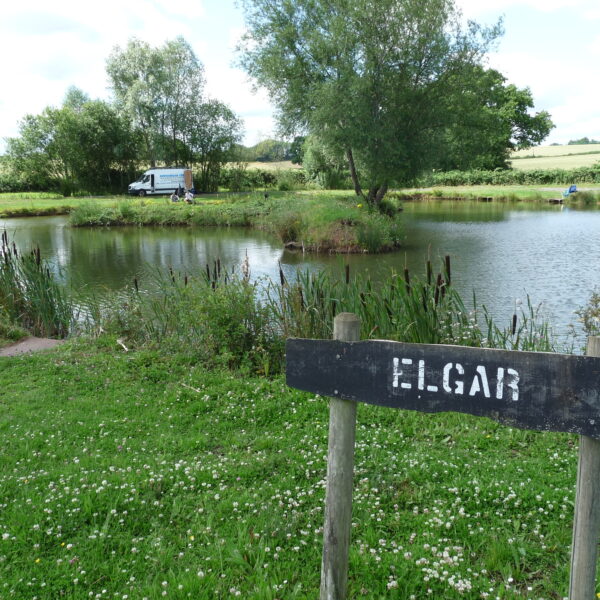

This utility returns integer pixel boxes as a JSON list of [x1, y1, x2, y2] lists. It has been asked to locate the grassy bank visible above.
[[399, 185, 600, 203], [68, 192, 403, 254], [0, 193, 127, 218], [0, 333, 580, 599], [4, 185, 600, 221]]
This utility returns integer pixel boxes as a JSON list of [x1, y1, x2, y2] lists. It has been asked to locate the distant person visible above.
[[185, 190, 194, 204], [170, 191, 180, 202]]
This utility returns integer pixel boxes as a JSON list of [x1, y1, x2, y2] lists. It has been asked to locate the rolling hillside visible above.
[[510, 144, 600, 170]]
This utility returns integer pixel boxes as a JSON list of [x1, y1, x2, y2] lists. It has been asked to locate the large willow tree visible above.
[[239, 0, 505, 206]]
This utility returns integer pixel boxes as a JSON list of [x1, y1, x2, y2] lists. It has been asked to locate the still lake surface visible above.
[[1, 201, 599, 338]]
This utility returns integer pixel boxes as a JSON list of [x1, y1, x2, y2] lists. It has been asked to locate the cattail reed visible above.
[[434, 273, 443, 306], [404, 267, 410, 293], [279, 262, 286, 286]]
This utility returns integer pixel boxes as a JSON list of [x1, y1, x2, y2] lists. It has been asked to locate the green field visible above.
[[510, 144, 600, 170], [0, 339, 583, 599]]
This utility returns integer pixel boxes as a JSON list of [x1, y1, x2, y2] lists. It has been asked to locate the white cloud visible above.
[[2, 0, 598, 151], [456, 0, 592, 18], [588, 35, 600, 56]]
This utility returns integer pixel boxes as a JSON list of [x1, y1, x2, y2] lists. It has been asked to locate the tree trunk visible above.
[[346, 148, 363, 198], [375, 182, 388, 206], [367, 183, 388, 209]]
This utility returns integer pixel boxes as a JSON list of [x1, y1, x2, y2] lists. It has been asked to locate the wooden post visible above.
[[320, 313, 361, 600], [569, 336, 600, 600]]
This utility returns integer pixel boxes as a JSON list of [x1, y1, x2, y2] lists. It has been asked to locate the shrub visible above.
[[419, 165, 600, 187], [271, 210, 305, 243], [104, 269, 283, 374], [570, 190, 600, 206]]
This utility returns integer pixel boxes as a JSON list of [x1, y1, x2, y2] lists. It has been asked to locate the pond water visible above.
[[1, 201, 599, 338]]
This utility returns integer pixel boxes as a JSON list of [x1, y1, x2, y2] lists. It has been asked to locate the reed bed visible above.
[[0, 229, 557, 361], [98, 256, 557, 375], [0, 232, 73, 338]]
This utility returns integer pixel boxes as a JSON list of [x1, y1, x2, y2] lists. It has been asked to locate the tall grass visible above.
[[99, 257, 558, 375], [0, 232, 73, 338], [269, 258, 556, 351], [0, 230, 556, 357]]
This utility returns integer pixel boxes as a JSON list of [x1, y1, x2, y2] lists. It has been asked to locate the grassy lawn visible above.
[[510, 154, 600, 171], [0, 340, 582, 599], [0, 194, 127, 218]]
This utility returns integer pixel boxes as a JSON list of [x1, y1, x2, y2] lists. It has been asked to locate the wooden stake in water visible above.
[[320, 313, 360, 600], [569, 336, 600, 600]]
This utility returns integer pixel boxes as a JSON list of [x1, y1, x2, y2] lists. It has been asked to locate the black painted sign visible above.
[[286, 339, 600, 439]]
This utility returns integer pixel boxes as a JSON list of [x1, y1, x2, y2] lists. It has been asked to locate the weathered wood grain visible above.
[[286, 339, 600, 439], [320, 314, 360, 600], [569, 337, 600, 599]]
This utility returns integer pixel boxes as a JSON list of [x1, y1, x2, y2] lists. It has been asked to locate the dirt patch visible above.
[[0, 337, 65, 357]]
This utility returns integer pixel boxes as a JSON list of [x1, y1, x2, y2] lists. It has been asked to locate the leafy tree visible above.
[[106, 37, 206, 166], [302, 136, 349, 189], [5, 92, 138, 194], [288, 136, 306, 164], [63, 86, 90, 112], [435, 67, 554, 170], [106, 36, 242, 185], [184, 100, 243, 192], [239, 0, 504, 207]]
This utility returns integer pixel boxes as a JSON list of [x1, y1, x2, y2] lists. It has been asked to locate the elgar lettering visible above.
[[392, 357, 520, 401]]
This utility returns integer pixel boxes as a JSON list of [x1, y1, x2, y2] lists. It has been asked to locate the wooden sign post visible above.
[[286, 313, 600, 600]]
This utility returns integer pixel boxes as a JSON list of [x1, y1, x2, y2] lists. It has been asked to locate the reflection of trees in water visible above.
[[26, 224, 283, 290], [0, 218, 284, 290]]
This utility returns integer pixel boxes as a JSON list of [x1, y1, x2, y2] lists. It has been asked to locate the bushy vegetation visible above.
[[219, 166, 307, 191], [421, 165, 600, 186], [68, 193, 403, 253], [0, 234, 556, 371], [568, 137, 600, 145]]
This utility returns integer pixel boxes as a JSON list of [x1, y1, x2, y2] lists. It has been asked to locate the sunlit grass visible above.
[[0, 341, 579, 598]]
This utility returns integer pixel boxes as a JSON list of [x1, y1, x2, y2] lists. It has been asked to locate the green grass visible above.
[[0, 338, 583, 599], [0, 247, 585, 597], [509, 144, 600, 171], [510, 154, 600, 171], [511, 143, 600, 158], [68, 192, 403, 253], [399, 184, 600, 200], [0, 195, 128, 218]]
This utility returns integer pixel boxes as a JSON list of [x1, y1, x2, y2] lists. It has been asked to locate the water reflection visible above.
[[2, 202, 600, 337]]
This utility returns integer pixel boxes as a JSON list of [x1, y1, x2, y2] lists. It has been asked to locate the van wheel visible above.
[[138, 190, 146, 197]]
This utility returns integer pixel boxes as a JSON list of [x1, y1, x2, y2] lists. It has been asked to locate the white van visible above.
[[128, 167, 193, 196]]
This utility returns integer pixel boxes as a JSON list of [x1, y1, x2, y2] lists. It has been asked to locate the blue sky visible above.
[[0, 0, 598, 151]]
